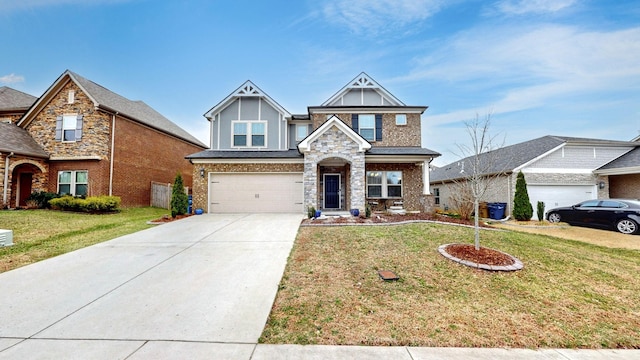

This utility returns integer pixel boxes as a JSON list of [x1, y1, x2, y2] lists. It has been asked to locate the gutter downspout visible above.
[[108, 112, 118, 196], [3, 152, 14, 205]]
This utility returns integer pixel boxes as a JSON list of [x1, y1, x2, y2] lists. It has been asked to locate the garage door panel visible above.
[[528, 185, 596, 220], [209, 173, 303, 213]]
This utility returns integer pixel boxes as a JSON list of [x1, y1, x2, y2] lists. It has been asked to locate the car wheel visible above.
[[616, 218, 639, 234], [548, 212, 561, 223]]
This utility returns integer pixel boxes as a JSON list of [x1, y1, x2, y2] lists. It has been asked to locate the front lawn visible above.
[[261, 223, 640, 348], [0, 207, 167, 273]]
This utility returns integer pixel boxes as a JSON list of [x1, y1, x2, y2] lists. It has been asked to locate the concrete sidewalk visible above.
[[1, 213, 638, 359]]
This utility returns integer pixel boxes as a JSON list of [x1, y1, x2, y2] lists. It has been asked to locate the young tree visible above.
[[453, 114, 506, 250], [170, 172, 188, 218], [513, 171, 533, 221]]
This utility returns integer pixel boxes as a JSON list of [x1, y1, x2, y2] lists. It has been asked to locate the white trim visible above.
[[522, 168, 594, 174], [49, 156, 102, 161], [230, 120, 268, 148], [190, 158, 303, 165], [204, 80, 291, 120], [513, 143, 565, 172], [323, 173, 341, 209], [298, 115, 371, 153], [321, 72, 405, 107], [594, 166, 640, 175]]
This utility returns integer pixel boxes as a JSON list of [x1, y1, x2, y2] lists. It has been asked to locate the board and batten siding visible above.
[[212, 97, 287, 150]]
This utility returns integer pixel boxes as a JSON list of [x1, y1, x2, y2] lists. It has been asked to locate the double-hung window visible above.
[[55, 114, 83, 142], [366, 171, 402, 198], [352, 114, 382, 141], [358, 115, 375, 141], [233, 121, 266, 147], [58, 170, 88, 196]]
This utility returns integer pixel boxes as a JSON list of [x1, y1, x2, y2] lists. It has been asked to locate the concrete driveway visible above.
[[0, 213, 302, 359]]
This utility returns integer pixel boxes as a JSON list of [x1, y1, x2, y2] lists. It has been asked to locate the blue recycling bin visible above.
[[488, 202, 506, 220], [188, 195, 193, 214]]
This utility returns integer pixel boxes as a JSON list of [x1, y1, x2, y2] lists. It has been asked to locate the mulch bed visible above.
[[302, 212, 493, 227], [444, 243, 515, 266], [149, 214, 192, 223]]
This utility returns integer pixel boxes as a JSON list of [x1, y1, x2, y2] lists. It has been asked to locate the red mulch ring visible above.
[[445, 243, 515, 266], [150, 214, 192, 223]]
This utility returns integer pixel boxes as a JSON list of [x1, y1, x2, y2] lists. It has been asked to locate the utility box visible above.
[[0, 229, 13, 247]]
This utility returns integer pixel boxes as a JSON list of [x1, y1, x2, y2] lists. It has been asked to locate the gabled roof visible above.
[[18, 70, 205, 148], [431, 136, 566, 183], [596, 147, 640, 174], [321, 72, 405, 107], [0, 86, 37, 111], [431, 135, 639, 183], [297, 115, 371, 153], [203, 80, 291, 120], [0, 122, 48, 158]]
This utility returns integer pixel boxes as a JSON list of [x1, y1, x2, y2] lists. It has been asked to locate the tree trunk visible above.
[[474, 198, 480, 250]]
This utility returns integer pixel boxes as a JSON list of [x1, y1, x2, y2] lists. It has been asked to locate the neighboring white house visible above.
[[430, 135, 638, 220]]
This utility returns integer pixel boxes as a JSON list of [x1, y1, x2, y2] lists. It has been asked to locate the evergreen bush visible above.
[[513, 171, 533, 221], [49, 195, 121, 212], [536, 201, 545, 221], [26, 191, 60, 209], [170, 172, 188, 217]]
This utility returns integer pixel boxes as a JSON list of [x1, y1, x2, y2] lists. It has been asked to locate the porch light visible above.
[[200, 168, 205, 178], [598, 181, 605, 189]]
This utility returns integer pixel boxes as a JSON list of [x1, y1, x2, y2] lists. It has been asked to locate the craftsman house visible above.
[[430, 135, 640, 220], [0, 70, 206, 208], [188, 72, 440, 214]]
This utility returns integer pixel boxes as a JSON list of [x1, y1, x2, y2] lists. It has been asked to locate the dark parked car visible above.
[[546, 199, 640, 234]]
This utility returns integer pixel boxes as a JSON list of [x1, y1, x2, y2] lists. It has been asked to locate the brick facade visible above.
[[190, 163, 304, 212], [5, 76, 205, 208], [609, 174, 640, 199], [311, 113, 421, 147]]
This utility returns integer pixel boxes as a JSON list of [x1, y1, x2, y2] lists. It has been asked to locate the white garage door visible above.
[[528, 185, 596, 220], [209, 173, 303, 213]]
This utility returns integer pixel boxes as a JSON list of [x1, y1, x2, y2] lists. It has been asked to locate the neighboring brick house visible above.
[[187, 72, 440, 214], [430, 135, 639, 220], [1, 70, 206, 208]]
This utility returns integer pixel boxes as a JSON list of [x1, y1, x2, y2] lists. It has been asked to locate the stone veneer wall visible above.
[[1, 155, 48, 208], [311, 113, 421, 147], [191, 163, 304, 213], [25, 81, 112, 160], [303, 126, 366, 212]]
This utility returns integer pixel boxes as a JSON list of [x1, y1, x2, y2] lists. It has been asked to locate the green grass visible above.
[[0, 207, 167, 272], [261, 223, 640, 348]]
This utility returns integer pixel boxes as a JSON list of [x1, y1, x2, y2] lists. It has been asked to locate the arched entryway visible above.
[[11, 162, 46, 208], [318, 157, 352, 211]]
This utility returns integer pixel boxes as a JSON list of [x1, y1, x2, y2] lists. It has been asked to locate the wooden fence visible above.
[[150, 181, 189, 209]]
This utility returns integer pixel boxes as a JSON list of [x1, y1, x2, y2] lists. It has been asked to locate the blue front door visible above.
[[324, 175, 340, 209]]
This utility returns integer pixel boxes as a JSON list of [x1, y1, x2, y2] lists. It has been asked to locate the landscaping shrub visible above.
[[513, 171, 533, 221], [537, 201, 545, 221], [26, 191, 60, 209], [49, 195, 121, 213], [170, 172, 188, 217]]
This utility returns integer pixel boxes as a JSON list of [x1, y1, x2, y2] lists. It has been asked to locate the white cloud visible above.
[[0, 73, 25, 84], [494, 0, 577, 15], [322, 0, 447, 36], [398, 24, 640, 123]]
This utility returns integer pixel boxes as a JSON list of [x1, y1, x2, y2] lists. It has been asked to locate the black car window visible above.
[[600, 201, 627, 208], [578, 200, 600, 208]]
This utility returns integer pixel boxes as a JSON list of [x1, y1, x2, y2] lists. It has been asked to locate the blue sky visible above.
[[2, 0, 639, 165]]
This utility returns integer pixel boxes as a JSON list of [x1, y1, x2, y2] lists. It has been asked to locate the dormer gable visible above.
[[321, 72, 405, 107], [204, 80, 291, 120], [298, 115, 372, 153]]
